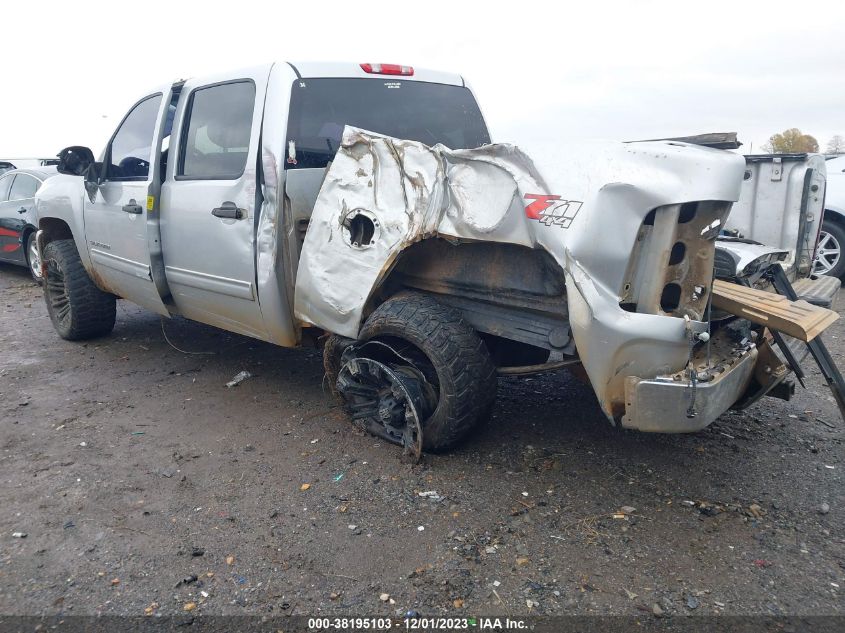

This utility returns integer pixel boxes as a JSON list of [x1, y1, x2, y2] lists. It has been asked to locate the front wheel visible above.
[[43, 239, 116, 340], [813, 219, 845, 278], [25, 233, 42, 282], [326, 292, 497, 453]]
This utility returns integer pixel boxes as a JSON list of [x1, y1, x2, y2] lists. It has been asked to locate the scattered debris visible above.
[[686, 595, 700, 610], [417, 526, 425, 532], [652, 603, 664, 617], [191, 547, 205, 557], [11, 532, 26, 539], [183, 602, 196, 612], [623, 588, 638, 600], [680, 500, 696, 507], [748, 504, 764, 519], [226, 556, 235, 565], [300, 483, 311, 491], [110, 578, 120, 586], [226, 371, 252, 388], [620, 506, 636, 514], [819, 502, 831, 515], [453, 599, 464, 608], [379, 593, 390, 602], [175, 575, 198, 588]]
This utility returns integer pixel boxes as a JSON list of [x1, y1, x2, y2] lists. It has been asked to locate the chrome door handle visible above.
[[212, 201, 243, 220], [17, 207, 27, 214], [122, 199, 143, 214]]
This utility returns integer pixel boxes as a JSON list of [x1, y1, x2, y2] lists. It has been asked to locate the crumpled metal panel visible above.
[[295, 127, 746, 420]]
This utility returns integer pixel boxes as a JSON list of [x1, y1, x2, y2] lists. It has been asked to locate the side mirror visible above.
[[56, 146, 95, 176]]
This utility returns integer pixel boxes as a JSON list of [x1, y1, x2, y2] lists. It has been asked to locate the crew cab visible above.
[[34, 61, 835, 455]]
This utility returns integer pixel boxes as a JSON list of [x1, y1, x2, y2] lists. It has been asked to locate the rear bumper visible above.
[[620, 343, 757, 432]]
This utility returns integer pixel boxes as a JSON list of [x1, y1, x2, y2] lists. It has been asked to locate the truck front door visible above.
[[83, 93, 170, 316], [159, 68, 271, 340]]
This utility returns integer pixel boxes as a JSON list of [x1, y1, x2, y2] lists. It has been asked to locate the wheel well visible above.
[[366, 238, 570, 359], [824, 210, 845, 229], [39, 217, 73, 244], [20, 225, 36, 254]]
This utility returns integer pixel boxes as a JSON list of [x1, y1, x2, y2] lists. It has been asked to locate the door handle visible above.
[[122, 199, 143, 214], [17, 207, 27, 214], [212, 201, 243, 220]]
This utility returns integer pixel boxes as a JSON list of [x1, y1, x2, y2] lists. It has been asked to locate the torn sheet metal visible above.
[[295, 127, 746, 423]]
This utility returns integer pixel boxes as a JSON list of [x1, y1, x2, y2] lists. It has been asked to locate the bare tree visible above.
[[826, 135, 845, 154], [762, 128, 819, 153]]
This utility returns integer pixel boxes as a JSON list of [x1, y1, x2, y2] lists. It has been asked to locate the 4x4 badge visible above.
[[524, 194, 583, 228]]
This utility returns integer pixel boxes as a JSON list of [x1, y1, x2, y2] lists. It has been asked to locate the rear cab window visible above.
[[285, 78, 490, 169]]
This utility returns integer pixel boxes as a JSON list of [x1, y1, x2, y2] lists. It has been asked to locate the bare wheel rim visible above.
[[45, 259, 71, 328], [28, 237, 42, 279], [813, 230, 841, 275]]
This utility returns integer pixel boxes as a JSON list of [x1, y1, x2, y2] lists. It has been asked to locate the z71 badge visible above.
[[524, 194, 583, 228]]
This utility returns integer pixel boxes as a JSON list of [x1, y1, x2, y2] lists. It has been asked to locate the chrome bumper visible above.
[[620, 344, 758, 433]]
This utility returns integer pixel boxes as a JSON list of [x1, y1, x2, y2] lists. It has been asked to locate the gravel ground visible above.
[[0, 262, 842, 619]]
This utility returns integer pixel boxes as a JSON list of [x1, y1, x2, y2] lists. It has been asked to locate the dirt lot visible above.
[[0, 262, 842, 620]]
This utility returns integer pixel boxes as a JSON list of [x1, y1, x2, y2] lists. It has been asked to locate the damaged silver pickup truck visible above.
[[34, 61, 840, 455]]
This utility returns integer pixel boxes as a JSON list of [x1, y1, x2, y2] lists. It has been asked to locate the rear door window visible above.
[[286, 79, 490, 169], [8, 174, 39, 200], [178, 81, 256, 180]]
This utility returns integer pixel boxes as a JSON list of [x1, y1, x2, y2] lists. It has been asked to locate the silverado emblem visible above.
[[524, 194, 583, 228]]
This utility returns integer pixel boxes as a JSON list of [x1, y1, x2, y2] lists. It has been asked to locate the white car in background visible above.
[[818, 155, 845, 277]]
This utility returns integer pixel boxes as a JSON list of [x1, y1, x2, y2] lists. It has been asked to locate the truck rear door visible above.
[[160, 65, 272, 340], [82, 92, 171, 315]]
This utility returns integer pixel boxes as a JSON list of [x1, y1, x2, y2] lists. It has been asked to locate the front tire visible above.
[[42, 239, 116, 340], [328, 292, 497, 452], [25, 232, 42, 282]]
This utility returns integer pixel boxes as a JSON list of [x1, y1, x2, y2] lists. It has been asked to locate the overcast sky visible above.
[[2, 0, 843, 157]]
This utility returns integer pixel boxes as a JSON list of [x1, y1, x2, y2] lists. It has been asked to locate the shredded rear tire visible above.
[[43, 239, 116, 340], [351, 291, 497, 452]]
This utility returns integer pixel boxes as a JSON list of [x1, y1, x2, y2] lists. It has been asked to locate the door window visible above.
[[8, 174, 39, 200], [105, 95, 163, 181], [178, 81, 255, 180], [0, 174, 13, 201]]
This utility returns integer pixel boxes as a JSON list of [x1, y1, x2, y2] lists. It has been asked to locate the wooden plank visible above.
[[712, 279, 838, 342]]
